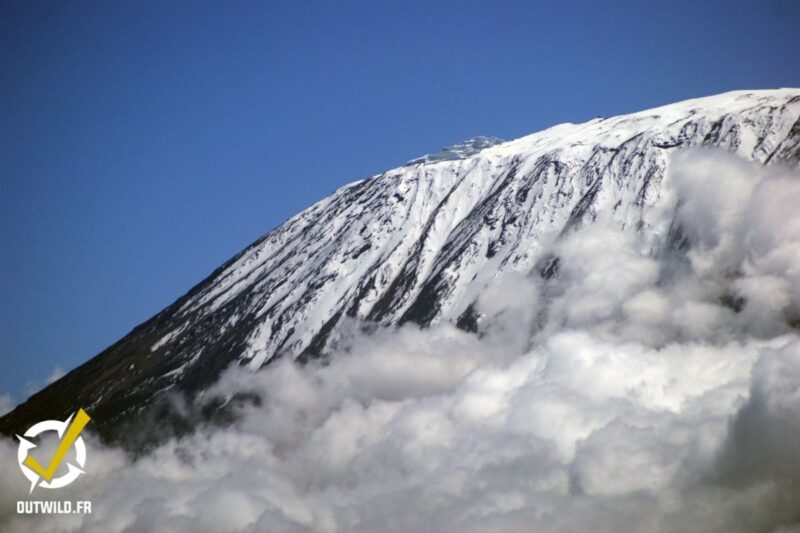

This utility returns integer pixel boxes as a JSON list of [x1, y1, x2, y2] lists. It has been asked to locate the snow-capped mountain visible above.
[[2, 89, 799, 446]]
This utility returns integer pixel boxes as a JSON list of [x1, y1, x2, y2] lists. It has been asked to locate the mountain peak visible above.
[[2, 89, 799, 449], [404, 135, 506, 166]]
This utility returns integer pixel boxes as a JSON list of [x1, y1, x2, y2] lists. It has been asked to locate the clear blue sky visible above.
[[1, 0, 799, 402]]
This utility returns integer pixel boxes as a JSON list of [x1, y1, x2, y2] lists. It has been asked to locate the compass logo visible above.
[[16, 408, 91, 494]]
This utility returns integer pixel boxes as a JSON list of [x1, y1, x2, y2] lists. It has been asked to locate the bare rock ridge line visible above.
[[2, 89, 799, 447]]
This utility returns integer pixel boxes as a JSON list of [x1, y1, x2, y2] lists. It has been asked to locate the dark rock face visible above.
[[2, 89, 799, 448]]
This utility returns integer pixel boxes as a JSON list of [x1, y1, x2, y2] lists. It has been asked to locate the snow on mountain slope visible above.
[[2, 89, 799, 445], [188, 89, 800, 365]]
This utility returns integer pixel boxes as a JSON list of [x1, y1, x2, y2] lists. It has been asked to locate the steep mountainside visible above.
[[3, 89, 800, 446]]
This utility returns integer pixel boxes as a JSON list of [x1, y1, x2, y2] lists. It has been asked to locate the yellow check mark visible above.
[[23, 408, 91, 482]]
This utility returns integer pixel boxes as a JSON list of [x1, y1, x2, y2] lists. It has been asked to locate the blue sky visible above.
[[1, 0, 799, 402]]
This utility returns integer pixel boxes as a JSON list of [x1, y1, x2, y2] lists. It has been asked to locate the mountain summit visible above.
[[2, 89, 799, 446], [403, 135, 506, 165]]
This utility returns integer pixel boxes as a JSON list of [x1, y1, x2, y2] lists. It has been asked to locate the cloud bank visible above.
[[2, 149, 799, 532]]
